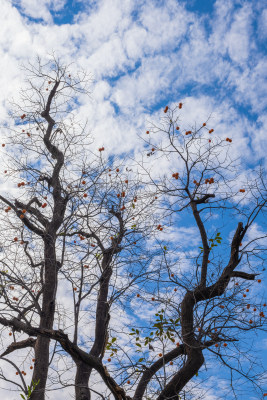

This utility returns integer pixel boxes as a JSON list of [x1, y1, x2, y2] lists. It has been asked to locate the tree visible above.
[[0, 58, 266, 400]]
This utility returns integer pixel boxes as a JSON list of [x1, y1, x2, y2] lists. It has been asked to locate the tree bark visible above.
[[30, 235, 57, 400]]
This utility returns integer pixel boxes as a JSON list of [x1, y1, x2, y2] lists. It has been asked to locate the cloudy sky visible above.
[[1, 0, 267, 162], [0, 0, 266, 399]]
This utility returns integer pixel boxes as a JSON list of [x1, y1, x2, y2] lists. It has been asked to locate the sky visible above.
[[0, 0, 266, 399]]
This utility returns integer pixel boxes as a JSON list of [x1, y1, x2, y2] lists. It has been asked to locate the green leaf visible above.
[[136, 343, 142, 347], [20, 395, 26, 400], [138, 358, 144, 362], [111, 337, 116, 343]]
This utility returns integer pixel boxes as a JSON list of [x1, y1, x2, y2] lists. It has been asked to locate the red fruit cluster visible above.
[[172, 172, 179, 179], [185, 130, 192, 135], [164, 106, 168, 113], [17, 182, 25, 187], [41, 203, 47, 208], [99, 147, 104, 152], [239, 189, 245, 193], [226, 138, 232, 142], [20, 114, 26, 119], [205, 177, 214, 184], [178, 102, 183, 109], [156, 224, 163, 231], [209, 129, 214, 134], [193, 179, 199, 186]]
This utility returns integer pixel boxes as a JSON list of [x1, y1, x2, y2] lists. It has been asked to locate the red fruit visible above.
[[215, 343, 219, 347], [9, 332, 12, 336], [146, 130, 149, 134], [151, 148, 155, 151], [30, 366, 33, 370], [83, 193, 88, 198], [164, 106, 168, 113], [176, 342, 180, 347], [116, 168, 119, 172], [178, 102, 182, 109], [223, 343, 227, 347], [176, 126, 180, 130], [16, 372, 19, 375], [158, 353, 162, 357], [82, 180, 86, 184], [170, 361, 173, 365], [151, 297, 155, 301], [249, 320, 252, 324], [125, 180, 128, 183], [174, 288, 177, 292], [258, 279, 262, 283], [127, 380, 130, 384], [243, 294, 246, 298], [171, 273, 174, 277], [203, 123, 206, 126], [107, 358, 111, 362], [209, 129, 214, 133], [137, 294, 140, 297], [2, 144, 5, 147], [14, 237, 18, 242]]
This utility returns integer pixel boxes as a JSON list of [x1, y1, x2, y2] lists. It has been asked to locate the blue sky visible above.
[[0, 0, 267, 399]]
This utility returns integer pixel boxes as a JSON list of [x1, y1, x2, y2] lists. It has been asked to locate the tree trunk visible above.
[[75, 363, 91, 400], [30, 237, 57, 400]]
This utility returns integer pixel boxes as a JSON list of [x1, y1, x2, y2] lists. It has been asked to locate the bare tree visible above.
[[0, 60, 266, 400]]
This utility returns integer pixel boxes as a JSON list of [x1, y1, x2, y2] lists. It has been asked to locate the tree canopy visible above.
[[0, 58, 266, 400]]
